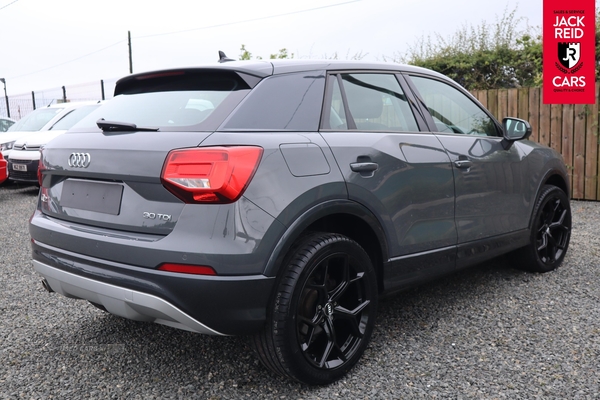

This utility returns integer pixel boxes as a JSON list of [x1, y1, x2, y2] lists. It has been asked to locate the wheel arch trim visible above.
[[262, 199, 389, 277], [529, 165, 570, 229]]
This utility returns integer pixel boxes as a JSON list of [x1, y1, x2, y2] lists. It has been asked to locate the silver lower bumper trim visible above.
[[33, 260, 225, 336]]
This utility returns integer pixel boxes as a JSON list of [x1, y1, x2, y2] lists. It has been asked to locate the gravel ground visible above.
[[1, 182, 599, 399]]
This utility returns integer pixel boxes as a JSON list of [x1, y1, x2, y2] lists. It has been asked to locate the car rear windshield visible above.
[[50, 105, 101, 130], [70, 70, 254, 132], [8, 107, 64, 132]]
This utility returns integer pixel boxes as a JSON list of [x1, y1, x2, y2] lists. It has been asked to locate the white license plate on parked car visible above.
[[12, 164, 27, 171]]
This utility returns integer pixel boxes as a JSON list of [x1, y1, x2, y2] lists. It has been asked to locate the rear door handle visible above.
[[350, 162, 378, 173]]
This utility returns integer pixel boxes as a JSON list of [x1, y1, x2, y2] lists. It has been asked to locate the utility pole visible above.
[[128, 31, 133, 74], [0, 78, 9, 118]]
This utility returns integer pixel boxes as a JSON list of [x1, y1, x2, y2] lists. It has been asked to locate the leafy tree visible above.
[[238, 45, 365, 61], [270, 48, 293, 59], [239, 6, 600, 89], [320, 50, 368, 60], [398, 7, 542, 90], [239, 45, 291, 60], [239, 44, 261, 60]]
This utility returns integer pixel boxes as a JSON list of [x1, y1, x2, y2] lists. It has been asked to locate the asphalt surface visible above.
[[1, 182, 599, 399]]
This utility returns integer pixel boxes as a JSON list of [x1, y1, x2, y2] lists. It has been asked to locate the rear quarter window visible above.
[[220, 71, 326, 131]]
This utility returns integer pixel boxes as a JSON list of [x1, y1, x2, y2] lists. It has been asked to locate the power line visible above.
[[137, 0, 361, 39], [6, 0, 361, 81], [0, 0, 20, 11], [9, 40, 126, 80]]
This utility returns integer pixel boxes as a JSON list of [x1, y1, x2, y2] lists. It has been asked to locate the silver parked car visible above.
[[30, 59, 571, 385]]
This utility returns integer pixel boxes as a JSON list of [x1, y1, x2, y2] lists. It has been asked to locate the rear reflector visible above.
[[161, 146, 263, 204], [38, 149, 45, 186], [158, 263, 217, 275]]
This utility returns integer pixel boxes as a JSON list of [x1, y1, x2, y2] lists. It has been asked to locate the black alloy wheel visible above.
[[252, 233, 378, 385], [296, 247, 371, 370], [511, 185, 571, 272], [535, 191, 571, 266]]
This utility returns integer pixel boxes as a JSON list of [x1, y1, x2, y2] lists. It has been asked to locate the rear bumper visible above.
[[32, 240, 275, 335], [34, 260, 224, 334]]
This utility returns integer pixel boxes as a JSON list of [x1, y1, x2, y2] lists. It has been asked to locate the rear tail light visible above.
[[158, 263, 217, 275], [161, 146, 263, 204]]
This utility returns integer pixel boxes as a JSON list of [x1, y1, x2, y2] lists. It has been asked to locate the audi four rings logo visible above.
[[68, 153, 91, 168]]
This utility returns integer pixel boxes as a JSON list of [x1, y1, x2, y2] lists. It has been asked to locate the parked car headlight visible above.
[[0, 141, 15, 151]]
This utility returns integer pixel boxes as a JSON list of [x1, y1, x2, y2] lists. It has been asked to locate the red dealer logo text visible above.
[[543, 1, 595, 104]]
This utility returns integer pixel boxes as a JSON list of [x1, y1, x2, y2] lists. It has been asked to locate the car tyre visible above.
[[252, 233, 378, 385], [510, 185, 571, 273]]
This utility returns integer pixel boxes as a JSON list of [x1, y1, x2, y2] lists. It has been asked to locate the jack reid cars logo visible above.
[[543, 0, 595, 104], [68, 153, 91, 168], [558, 42, 581, 70], [552, 15, 586, 87]]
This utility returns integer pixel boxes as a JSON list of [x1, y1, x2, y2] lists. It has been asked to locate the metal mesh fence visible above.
[[0, 79, 118, 120]]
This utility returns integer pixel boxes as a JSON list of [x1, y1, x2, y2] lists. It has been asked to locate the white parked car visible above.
[[2, 101, 102, 183]]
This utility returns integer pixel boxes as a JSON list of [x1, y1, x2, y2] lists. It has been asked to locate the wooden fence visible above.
[[470, 85, 600, 201]]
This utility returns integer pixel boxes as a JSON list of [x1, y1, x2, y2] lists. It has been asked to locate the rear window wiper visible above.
[[96, 118, 159, 132]]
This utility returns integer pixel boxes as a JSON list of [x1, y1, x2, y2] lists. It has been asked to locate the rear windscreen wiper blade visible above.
[[96, 118, 159, 132]]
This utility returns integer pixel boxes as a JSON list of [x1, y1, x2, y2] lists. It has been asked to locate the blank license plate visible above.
[[60, 179, 124, 215]]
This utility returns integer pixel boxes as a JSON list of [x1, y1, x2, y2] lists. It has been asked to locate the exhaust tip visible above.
[[41, 278, 54, 293]]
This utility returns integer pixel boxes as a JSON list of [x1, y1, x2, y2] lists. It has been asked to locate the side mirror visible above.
[[501, 117, 532, 150]]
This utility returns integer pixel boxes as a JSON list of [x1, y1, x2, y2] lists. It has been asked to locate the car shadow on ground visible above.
[[0, 180, 39, 196], [32, 257, 535, 390]]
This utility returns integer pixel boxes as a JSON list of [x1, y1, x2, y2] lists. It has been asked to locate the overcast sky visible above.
[[1, 0, 541, 96]]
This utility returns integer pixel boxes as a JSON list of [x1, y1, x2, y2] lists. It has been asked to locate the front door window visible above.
[[410, 76, 498, 136]]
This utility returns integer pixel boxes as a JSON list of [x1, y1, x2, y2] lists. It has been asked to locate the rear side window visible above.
[[221, 71, 326, 131], [324, 73, 419, 132], [70, 70, 253, 132]]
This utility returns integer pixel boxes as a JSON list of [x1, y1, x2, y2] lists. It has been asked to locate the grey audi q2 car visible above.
[[30, 59, 571, 385]]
